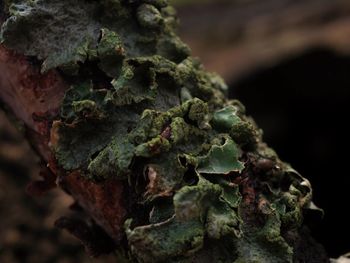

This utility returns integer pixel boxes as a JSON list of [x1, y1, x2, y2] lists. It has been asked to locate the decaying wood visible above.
[[0, 45, 127, 243]]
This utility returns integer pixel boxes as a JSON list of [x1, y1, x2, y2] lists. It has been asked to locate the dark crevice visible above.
[[229, 47, 350, 257], [59, 60, 114, 90]]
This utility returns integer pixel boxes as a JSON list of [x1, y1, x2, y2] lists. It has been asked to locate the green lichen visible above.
[[1, 0, 100, 73], [235, 210, 294, 263], [197, 137, 245, 175], [0, 0, 320, 262], [137, 4, 164, 29], [88, 138, 135, 180], [126, 217, 204, 263], [212, 106, 242, 132], [97, 28, 125, 77], [127, 177, 242, 262]]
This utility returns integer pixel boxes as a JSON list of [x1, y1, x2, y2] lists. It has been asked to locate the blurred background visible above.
[[1, 0, 350, 261]]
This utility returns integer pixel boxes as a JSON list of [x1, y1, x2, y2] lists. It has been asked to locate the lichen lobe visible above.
[[0, 1, 320, 262]]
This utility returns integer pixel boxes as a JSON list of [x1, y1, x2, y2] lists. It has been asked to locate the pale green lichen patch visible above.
[[206, 200, 241, 240], [173, 177, 223, 221], [234, 210, 293, 263], [88, 138, 135, 180], [212, 106, 242, 132], [1, 0, 100, 72], [137, 4, 164, 29], [126, 217, 205, 263], [217, 178, 242, 209], [197, 137, 245, 174], [97, 28, 125, 77], [175, 177, 242, 239], [0, 0, 190, 73], [127, 177, 242, 262], [212, 105, 259, 148], [0, 0, 319, 262]]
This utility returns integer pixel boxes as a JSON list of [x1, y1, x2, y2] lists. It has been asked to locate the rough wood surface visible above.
[[0, 45, 127, 243]]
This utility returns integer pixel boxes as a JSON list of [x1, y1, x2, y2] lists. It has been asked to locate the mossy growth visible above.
[[1, 1, 320, 262]]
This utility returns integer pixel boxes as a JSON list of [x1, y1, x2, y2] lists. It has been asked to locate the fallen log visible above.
[[0, 1, 329, 262]]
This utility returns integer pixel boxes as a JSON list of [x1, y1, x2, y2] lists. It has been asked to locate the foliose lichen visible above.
[[1, 0, 320, 262]]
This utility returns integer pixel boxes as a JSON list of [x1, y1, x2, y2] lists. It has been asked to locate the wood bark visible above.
[[0, 45, 127, 244]]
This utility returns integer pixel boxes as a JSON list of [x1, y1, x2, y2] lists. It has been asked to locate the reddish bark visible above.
[[0, 45, 127, 242]]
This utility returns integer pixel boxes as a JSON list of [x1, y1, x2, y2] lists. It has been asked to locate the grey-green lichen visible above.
[[1, 1, 320, 262]]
